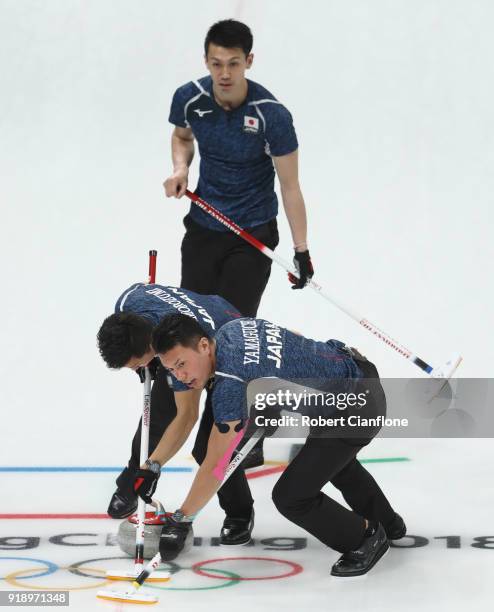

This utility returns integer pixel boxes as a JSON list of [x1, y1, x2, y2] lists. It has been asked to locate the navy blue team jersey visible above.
[[169, 76, 298, 231], [115, 283, 241, 390], [211, 319, 364, 423]]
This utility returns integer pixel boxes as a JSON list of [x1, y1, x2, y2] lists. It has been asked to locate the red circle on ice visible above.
[[192, 557, 303, 581]]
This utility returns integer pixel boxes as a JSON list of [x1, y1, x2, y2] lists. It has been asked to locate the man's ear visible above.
[[246, 53, 254, 69], [199, 337, 210, 354]]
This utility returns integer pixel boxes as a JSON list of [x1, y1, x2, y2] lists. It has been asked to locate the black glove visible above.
[[159, 513, 194, 561], [136, 357, 160, 383], [288, 250, 314, 289], [133, 468, 160, 503]]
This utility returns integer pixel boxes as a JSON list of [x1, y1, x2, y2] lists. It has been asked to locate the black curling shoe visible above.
[[107, 488, 138, 519], [385, 513, 406, 540], [220, 509, 255, 545], [331, 523, 389, 577]]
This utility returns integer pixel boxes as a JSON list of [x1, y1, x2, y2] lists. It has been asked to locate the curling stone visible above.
[[117, 510, 194, 559]]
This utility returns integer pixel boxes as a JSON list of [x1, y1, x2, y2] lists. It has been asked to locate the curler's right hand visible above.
[[163, 169, 188, 198]]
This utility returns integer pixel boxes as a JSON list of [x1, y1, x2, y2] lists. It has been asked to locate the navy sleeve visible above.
[[168, 88, 188, 128], [265, 105, 298, 157], [211, 377, 247, 423]]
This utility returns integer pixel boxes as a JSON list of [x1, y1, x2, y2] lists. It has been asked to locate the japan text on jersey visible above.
[[115, 283, 241, 392], [210, 319, 364, 423]]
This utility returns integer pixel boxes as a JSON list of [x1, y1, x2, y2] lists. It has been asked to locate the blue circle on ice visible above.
[[0, 557, 59, 580]]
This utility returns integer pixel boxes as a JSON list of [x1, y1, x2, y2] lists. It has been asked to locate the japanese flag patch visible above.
[[243, 115, 260, 133]]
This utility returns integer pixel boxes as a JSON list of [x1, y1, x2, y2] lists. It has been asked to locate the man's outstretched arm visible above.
[[179, 419, 244, 517], [146, 388, 201, 467]]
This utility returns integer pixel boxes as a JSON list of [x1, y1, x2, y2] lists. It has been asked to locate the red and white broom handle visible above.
[[134, 250, 157, 570], [184, 189, 442, 375]]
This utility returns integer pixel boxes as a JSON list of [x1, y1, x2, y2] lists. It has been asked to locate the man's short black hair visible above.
[[152, 313, 211, 355], [97, 313, 154, 369], [204, 19, 253, 57]]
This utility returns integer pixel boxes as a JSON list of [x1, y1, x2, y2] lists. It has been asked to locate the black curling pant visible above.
[[271, 359, 397, 553], [180, 214, 279, 318], [117, 365, 253, 519], [271, 437, 396, 553]]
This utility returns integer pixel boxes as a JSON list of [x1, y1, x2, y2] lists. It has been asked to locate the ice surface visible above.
[[1, 0, 493, 610]]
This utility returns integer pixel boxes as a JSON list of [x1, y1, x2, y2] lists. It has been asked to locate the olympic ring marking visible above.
[[68, 556, 240, 592], [193, 557, 304, 581], [0, 557, 58, 581], [4, 567, 111, 591], [1, 555, 303, 591], [148, 567, 241, 591]]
